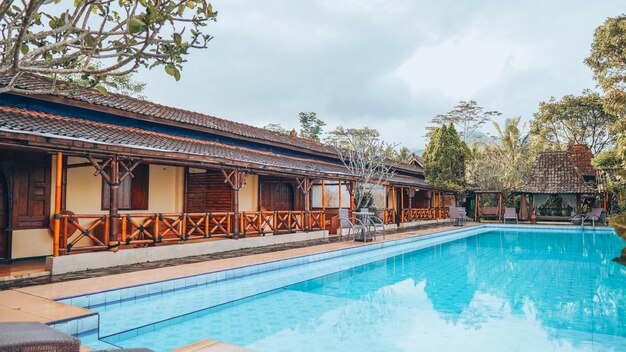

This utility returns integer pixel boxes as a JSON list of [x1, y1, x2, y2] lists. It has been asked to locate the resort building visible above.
[[0, 75, 451, 269]]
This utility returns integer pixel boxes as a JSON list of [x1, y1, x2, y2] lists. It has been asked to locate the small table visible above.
[[352, 211, 375, 242]]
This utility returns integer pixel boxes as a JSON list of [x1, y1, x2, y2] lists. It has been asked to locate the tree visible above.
[[394, 146, 413, 163], [585, 14, 626, 117], [430, 100, 501, 144], [585, 14, 626, 164], [467, 117, 532, 193], [298, 112, 325, 142], [326, 126, 396, 210], [58, 63, 147, 99], [529, 90, 618, 154], [263, 123, 290, 135], [422, 124, 470, 191], [0, 1, 217, 95], [592, 149, 624, 170]]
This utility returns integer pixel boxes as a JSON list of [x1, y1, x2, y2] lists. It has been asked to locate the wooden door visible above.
[[260, 182, 294, 211], [0, 172, 8, 259]]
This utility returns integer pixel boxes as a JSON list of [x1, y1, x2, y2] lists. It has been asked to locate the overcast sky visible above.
[[135, 1, 624, 150]]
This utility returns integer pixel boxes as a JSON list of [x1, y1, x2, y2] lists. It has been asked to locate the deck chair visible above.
[[338, 208, 366, 240], [503, 208, 518, 224], [571, 208, 606, 227]]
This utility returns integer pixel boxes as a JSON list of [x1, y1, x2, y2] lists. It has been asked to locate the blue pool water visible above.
[[69, 226, 626, 351]]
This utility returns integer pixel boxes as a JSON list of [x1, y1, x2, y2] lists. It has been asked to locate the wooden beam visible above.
[[400, 187, 405, 223], [338, 181, 342, 208], [52, 151, 62, 257]]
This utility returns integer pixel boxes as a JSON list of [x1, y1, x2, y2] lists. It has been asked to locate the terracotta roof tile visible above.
[[567, 144, 596, 177], [1, 74, 338, 155], [517, 151, 596, 194], [0, 105, 426, 187]]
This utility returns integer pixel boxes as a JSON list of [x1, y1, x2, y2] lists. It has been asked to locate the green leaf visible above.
[[173, 33, 182, 45], [186, 1, 195, 9], [173, 67, 181, 81], [164, 64, 176, 76], [20, 44, 29, 55], [95, 86, 109, 95], [128, 17, 146, 34]]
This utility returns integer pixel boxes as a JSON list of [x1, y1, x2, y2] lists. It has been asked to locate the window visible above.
[[102, 163, 149, 210]]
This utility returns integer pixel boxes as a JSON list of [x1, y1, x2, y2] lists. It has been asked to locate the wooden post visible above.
[[349, 181, 355, 211], [321, 180, 326, 229], [296, 177, 314, 231], [475, 193, 480, 221], [321, 180, 326, 212], [338, 181, 342, 208], [52, 151, 63, 257], [400, 187, 405, 223], [109, 155, 120, 242], [222, 169, 248, 239], [391, 186, 398, 222]]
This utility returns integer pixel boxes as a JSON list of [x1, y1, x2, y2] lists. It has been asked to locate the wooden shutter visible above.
[[13, 153, 51, 229], [102, 163, 149, 210], [185, 169, 233, 212]]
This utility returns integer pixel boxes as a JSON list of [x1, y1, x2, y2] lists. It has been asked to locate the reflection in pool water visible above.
[[97, 228, 626, 352]]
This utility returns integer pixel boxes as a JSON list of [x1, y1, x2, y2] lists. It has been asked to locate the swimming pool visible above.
[[52, 225, 626, 351]]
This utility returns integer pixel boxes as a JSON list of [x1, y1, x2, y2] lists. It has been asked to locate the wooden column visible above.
[[349, 181, 355, 211], [475, 193, 480, 221], [109, 156, 120, 240], [338, 181, 342, 208], [391, 186, 398, 222], [222, 169, 248, 239], [408, 188, 414, 222], [52, 152, 63, 257], [400, 187, 405, 223], [321, 180, 326, 212], [296, 177, 314, 231]]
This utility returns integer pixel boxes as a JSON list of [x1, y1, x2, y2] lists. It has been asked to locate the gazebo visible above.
[[516, 146, 597, 221]]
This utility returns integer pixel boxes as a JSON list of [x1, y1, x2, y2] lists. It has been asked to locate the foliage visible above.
[[325, 126, 396, 210], [263, 123, 290, 135], [393, 146, 413, 164], [467, 117, 532, 193], [529, 90, 618, 154], [585, 14, 626, 117], [592, 149, 624, 170], [422, 124, 470, 191], [430, 100, 501, 144], [298, 112, 326, 142], [57, 62, 147, 99], [0, 0, 217, 95]]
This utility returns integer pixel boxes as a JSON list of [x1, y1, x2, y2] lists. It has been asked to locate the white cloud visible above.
[[394, 29, 539, 99]]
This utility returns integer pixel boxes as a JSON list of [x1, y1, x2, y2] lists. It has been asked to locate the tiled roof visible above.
[[517, 151, 596, 194], [1, 74, 425, 175], [1, 74, 338, 155], [0, 106, 426, 186], [567, 144, 596, 177]]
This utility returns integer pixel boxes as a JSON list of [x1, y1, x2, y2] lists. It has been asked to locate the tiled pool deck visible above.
[[0, 224, 473, 351]]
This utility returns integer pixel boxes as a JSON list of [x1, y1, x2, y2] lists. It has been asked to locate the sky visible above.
[[135, 0, 625, 151]]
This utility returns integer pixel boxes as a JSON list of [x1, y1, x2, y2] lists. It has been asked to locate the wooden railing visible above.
[[398, 207, 451, 223], [56, 210, 324, 254]]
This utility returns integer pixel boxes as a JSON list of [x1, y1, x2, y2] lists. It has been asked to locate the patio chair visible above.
[[571, 208, 606, 227], [449, 207, 466, 226], [503, 208, 518, 224], [365, 213, 386, 240], [338, 208, 367, 241]]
